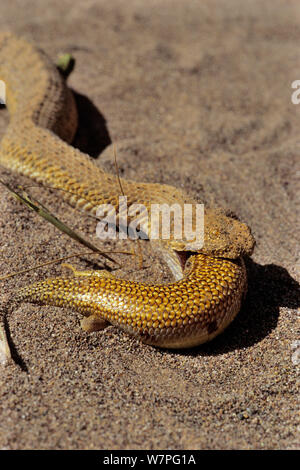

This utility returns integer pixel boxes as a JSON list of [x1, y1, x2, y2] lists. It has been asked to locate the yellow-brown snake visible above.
[[0, 33, 255, 348]]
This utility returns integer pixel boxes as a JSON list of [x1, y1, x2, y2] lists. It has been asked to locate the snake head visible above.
[[201, 208, 255, 258], [170, 207, 255, 259]]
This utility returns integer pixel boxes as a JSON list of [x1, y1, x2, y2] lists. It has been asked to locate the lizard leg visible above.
[[61, 263, 115, 279], [80, 315, 109, 332], [61, 264, 113, 332]]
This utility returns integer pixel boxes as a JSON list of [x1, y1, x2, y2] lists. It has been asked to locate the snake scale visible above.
[[0, 33, 255, 348]]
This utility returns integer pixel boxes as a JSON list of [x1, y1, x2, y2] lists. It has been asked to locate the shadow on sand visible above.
[[178, 257, 300, 356]]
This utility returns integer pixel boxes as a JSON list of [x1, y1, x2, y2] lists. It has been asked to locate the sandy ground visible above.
[[0, 0, 299, 450]]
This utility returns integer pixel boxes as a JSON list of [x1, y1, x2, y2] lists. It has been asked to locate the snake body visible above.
[[0, 33, 255, 348]]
